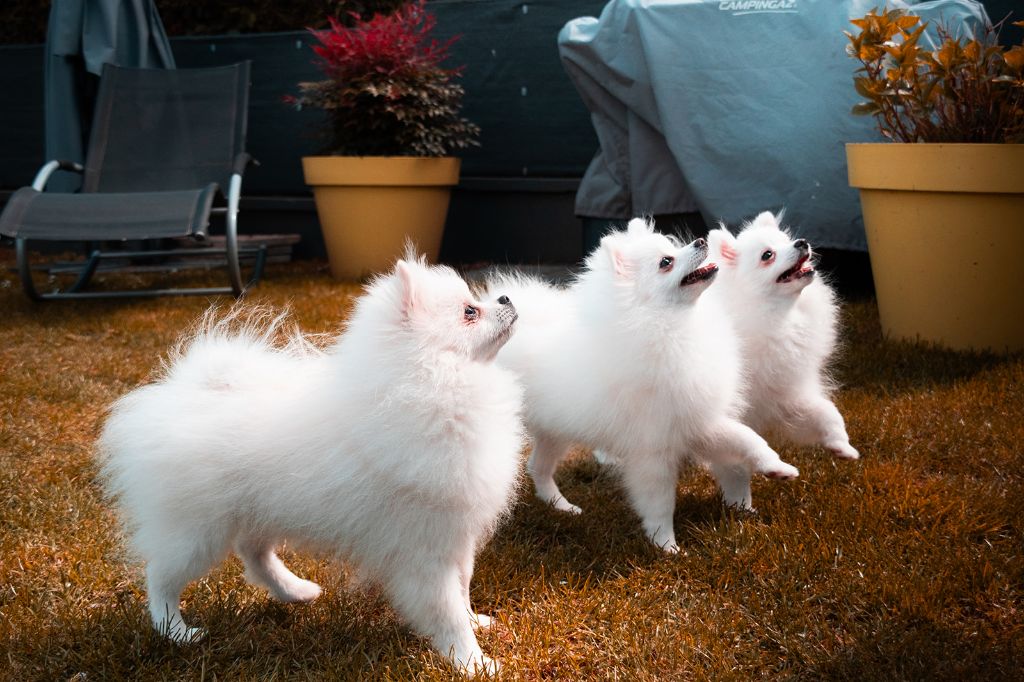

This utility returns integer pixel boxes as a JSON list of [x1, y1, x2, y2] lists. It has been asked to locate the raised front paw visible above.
[[827, 440, 861, 460], [760, 460, 799, 480]]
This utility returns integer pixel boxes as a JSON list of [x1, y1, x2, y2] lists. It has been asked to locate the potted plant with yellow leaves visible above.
[[845, 9, 1024, 352], [288, 0, 479, 280]]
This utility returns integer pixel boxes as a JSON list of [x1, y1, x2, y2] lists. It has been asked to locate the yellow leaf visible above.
[[1004, 46, 1024, 72], [895, 15, 920, 30], [934, 41, 959, 70], [854, 76, 878, 98], [963, 40, 980, 62]]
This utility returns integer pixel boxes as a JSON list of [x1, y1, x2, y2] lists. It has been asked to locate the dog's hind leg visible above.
[[457, 541, 493, 631], [528, 432, 581, 514], [389, 558, 497, 676], [237, 541, 322, 603], [787, 395, 860, 460], [145, 540, 221, 643]]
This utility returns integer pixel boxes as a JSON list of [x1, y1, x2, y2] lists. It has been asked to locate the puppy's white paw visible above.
[[471, 612, 494, 631], [723, 500, 757, 515], [556, 501, 583, 515], [544, 494, 582, 515], [761, 461, 799, 480], [827, 441, 860, 460], [645, 527, 680, 554], [464, 654, 501, 677], [164, 624, 206, 645]]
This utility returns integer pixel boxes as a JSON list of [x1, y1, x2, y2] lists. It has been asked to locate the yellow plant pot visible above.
[[847, 143, 1024, 353], [302, 156, 460, 280]]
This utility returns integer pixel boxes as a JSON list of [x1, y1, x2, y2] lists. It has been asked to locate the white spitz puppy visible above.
[[707, 212, 859, 460], [98, 254, 523, 676], [485, 219, 799, 553]]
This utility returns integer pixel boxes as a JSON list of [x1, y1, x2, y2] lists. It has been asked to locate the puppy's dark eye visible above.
[[761, 250, 774, 262], [464, 305, 479, 321], [659, 256, 674, 271]]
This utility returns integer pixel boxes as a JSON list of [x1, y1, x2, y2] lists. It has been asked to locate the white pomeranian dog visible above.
[[707, 212, 859, 460], [484, 219, 799, 553], [98, 254, 523, 676]]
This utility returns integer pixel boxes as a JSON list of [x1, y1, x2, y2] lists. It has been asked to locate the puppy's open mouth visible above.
[[777, 254, 814, 283], [680, 263, 718, 286]]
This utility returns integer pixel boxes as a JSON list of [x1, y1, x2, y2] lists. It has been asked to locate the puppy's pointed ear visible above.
[[395, 259, 420, 317], [599, 234, 631, 279], [626, 217, 653, 236], [749, 211, 779, 230], [708, 227, 738, 266]]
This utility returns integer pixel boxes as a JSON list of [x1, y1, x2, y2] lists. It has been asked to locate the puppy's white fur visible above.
[[485, 219, 798, 553], [708, 212, 859, 460], [98, 256, 524, 676]]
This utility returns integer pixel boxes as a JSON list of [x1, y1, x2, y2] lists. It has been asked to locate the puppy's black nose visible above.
[[497, 295, 511, 305], [794, 239, 809, 252], [693, 238, 707, 249]]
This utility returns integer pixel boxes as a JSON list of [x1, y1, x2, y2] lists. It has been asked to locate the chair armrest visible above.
[[232, 153, 259, 176], [32, 160, 85, 191]]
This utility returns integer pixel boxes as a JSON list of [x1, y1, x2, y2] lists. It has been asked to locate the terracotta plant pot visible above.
[[847, 143, 1024, 353], [302, 156, 460, 280]]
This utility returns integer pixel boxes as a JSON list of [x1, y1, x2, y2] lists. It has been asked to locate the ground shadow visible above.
[[834, 300, 1020, 395], [796, 617, 1023, 681], [481, 454, 760, 592]]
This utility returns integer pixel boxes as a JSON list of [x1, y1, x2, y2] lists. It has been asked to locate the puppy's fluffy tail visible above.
[[98, 304, 324, 460], [157, 305, 325, 386], [96, 304, 325, 509]]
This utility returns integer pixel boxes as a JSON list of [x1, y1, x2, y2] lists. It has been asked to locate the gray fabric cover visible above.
[[0, 185, 217, 240], [45, 0, 176, 192], [559, 0, 990, 250]]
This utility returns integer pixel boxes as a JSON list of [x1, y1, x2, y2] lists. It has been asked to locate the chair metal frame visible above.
[[9, 62, 266, 300]]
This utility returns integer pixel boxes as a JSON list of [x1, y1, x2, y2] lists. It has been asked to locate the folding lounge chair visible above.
[[0, 61, 266, 299]]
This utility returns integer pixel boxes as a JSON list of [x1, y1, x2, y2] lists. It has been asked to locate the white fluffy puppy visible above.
[[485, 219, 799, 553], [707, 212, 859, 460], [98, 255, 523, 676]]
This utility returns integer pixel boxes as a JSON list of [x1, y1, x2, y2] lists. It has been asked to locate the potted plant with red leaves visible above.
[[288, 0, 479, 280], [844, 8, 1024, 352]]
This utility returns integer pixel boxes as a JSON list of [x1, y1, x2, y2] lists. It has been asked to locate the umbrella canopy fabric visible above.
[[45, 0, 176, 192]]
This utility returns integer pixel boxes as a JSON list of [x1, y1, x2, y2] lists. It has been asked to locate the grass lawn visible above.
[[1, 254, 1021, 680]]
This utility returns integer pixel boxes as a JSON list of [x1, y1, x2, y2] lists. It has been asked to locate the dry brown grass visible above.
[[1, 253, 1022, 681]]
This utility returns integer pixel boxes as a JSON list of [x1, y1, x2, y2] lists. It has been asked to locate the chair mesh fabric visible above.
[[0, 185, 217, 240], [83, 62, 249, 194]]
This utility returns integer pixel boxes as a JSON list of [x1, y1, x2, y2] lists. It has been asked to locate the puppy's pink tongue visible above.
[[778, 254, 814, 283], [681, 263, 718, 286]]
